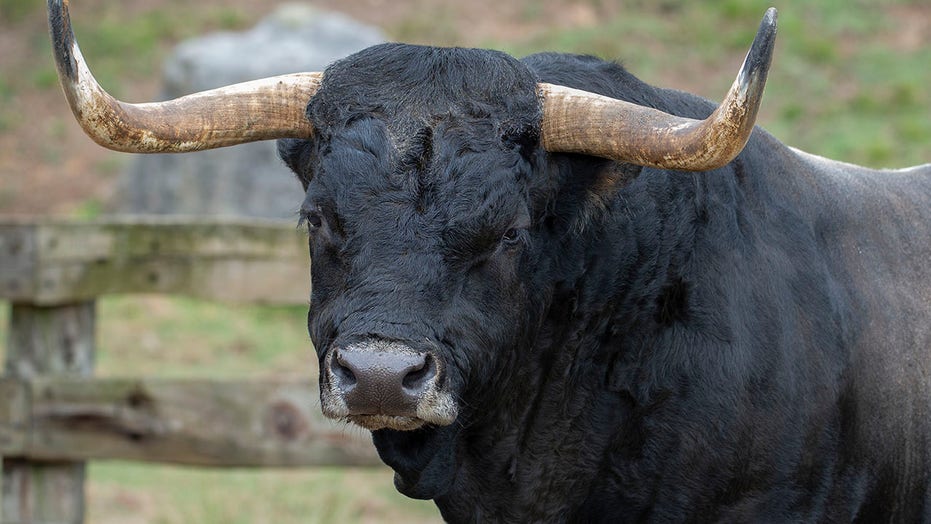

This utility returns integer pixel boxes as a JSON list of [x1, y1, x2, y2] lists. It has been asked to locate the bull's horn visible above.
[[48, 0, 320, 153], [539, 7, 777, 171]]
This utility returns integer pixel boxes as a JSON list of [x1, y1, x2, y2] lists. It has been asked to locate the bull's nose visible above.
[[328, 343, 437, 415]]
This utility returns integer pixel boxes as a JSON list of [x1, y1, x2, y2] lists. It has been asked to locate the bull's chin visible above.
[[349, 414, 427, 431], [373, 423, 461, 500]]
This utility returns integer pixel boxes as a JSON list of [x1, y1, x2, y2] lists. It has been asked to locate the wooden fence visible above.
[[0, 217, 380, 524]]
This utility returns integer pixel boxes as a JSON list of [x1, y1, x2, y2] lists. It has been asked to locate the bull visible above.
[[49, 1, 931, 521]]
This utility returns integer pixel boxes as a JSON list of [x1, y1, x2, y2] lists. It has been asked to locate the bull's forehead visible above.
[[303, 43, 541, 250], [309, 116, 530, 251]]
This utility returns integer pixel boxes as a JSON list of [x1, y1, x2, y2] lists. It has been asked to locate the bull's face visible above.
[[279, 45, 547, 436], [298, 118, 540, 431]]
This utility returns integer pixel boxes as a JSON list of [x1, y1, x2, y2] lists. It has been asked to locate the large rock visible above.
[[115, 4, 384, 219]]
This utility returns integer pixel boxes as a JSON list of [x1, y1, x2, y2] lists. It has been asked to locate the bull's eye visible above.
[[501, 228, 522, 246], [302, 211, 323, 230]]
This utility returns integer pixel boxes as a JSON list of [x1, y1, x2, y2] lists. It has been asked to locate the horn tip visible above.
[[48, 0, 78, 81], [753, 7, 778, 59], [756, 7, 778, 56], [737, 7, 778, 93], [764, 7, 778, 25]]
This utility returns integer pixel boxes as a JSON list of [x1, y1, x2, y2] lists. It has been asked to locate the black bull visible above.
[[50, 3, 931, 521]]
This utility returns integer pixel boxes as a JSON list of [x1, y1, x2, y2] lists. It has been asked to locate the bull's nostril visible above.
[[402, 353, 437, 393], [332, 350, 357, 388]]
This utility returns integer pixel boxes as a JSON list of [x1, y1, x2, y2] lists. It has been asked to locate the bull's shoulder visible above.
[[790, 146, 931, 184], [770, 145, 931, 229]]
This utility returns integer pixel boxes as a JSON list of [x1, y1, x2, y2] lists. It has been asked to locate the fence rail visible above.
[[0, 377, 377, 468], [0, 217, 377, 524], [0, 217, 312, 305]]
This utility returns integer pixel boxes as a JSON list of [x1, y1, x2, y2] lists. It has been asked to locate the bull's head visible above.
[[49, 0, 776, 499]]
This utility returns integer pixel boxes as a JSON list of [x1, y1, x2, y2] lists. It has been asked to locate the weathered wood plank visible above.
[[0, 379, 27, 454], [2, 302, 95, 524], [0, 377, 380, 468], [4, 305, 95, 378], [0, 218, 311, 306], [1, 460, 86, 524]]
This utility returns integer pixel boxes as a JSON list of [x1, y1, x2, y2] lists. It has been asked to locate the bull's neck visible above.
[[434, 164, 720, 519], [437, 146, 791, 519]]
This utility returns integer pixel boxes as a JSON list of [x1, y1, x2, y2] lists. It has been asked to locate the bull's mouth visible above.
[[349, 414, 427, 431], [328, 399, 459, 431], [321, 386, 460, 431]]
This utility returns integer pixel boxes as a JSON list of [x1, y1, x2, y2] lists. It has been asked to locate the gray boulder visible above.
[[115, 4, 384, 219]]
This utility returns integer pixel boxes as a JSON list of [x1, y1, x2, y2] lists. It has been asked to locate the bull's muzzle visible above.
[[321, 339, 458, 431]]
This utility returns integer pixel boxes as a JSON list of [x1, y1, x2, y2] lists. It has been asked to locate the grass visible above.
[[0, 0, 39, 23], [95, 296, 313, 379], [72, 7, 245, 89], [86, 464, 439, 524], [0, 78, 14, 132], [3, 2, 252, 103], [480, 0, 929, 168], [391, 4, 463, 45], [0, 303, 6, 365]]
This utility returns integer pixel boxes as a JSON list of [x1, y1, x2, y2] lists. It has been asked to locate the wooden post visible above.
[[2, 302, 94, 524]]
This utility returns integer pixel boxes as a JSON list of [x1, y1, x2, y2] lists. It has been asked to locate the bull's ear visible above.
[[556, 159, 642, 232], [277, 138, 315, 189]]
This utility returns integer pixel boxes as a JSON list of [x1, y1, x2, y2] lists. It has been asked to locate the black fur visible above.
[[279, 43, 931, 522]]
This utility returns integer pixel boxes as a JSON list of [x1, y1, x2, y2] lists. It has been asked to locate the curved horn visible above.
[[539, 8, 777, 171], [48, 0, 320, 153]]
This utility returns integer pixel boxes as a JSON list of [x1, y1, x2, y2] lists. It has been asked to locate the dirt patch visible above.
[[887, 4, 931, 52]]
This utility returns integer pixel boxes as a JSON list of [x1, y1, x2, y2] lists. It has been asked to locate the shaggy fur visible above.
[[279, 43, 931, 522]]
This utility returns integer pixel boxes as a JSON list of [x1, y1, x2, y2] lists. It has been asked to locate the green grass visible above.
[[0, 2, 255, 160], [61, 7, 250, 95], [0, 0, 39, 23], [71, 199, 106, 220], [0, 303, 6, 365], [0, 78, 11, 101], [4, 4, 252, 100], [87, 463, 439, 524], [95, 296, 313, 379], [479, 1, 929, 168], [391, 5, 463, 45], [0, 78, 13, 133]]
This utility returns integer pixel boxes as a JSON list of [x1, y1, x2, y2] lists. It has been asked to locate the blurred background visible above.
[[0, 0, 928, 522]]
